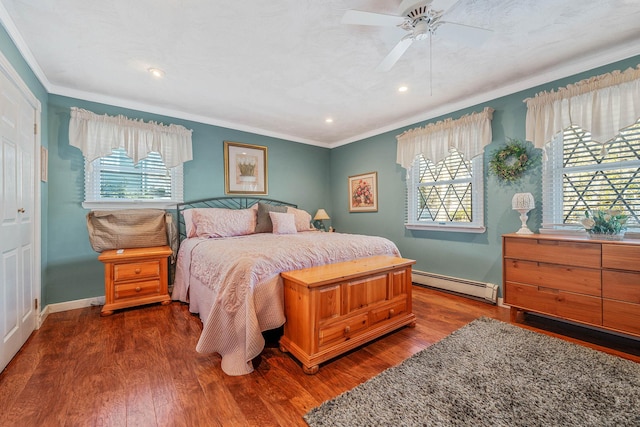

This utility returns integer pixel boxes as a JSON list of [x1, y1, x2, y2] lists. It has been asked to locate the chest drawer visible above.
[[505, 282, 602, 325], [114, 260, 161, 282], [369, 299, 408, 326], [602, 244, 640, 272], [504, 259, 601, 296], [603, 299, 640, 335], [602, 270, 640, 303], [504, 237, 600, 268], [318, 313, 369, 349]]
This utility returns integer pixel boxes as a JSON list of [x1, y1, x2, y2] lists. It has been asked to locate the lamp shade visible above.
[[314, 209, 330, 221], [512, 193, 535, 211]]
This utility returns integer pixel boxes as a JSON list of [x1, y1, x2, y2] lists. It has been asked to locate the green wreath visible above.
[[489, 139, 531, 183]]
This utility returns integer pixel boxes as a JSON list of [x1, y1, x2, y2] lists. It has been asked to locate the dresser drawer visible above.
[[505, 282, 602, 325], [369, 299, 408, 326], [602, 244, 640, 271], [603, 299, 640, 335], [114, 279, 161, 300], [602, 270, 640, 303], [504, 237, 600, 268], [318, 313, 369, 349], [114, 260, 161, 282], [504, 259, 601, 296]]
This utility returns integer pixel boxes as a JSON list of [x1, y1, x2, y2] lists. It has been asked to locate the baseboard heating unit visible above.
[[412, 270, 498, 304]]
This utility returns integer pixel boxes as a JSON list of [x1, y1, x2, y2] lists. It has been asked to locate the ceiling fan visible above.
[[341, 0, 492, 72]]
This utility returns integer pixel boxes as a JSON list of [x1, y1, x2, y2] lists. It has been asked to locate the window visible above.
[[542, 120, 640, 232], [406, 148, 485, 232], [83, 148, 183, 209]]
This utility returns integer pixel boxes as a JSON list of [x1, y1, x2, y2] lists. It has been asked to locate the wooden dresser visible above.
[[98, 246, 173, 316], [503, 233, 640, 338], [279, 255, 416, 374]]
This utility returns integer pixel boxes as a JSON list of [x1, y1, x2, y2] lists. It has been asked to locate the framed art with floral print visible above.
[[224, 141, 268, 195], [348, 171, 377, 212]]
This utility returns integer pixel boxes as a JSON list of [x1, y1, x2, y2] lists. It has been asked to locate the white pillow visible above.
[[269, 212, 297, 235], [192, 208, 257, 238], [286, 207, 314, 231]]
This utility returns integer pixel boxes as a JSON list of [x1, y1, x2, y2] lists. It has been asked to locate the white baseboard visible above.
[[39, 296, 105, 326]]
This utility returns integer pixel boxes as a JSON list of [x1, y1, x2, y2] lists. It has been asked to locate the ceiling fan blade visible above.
[[341, 10, 406, 26], [376, 37, 414, 72], [436, 21, 493, 46]]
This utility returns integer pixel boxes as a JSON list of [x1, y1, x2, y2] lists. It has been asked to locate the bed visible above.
[[172, 196, 401, 375]]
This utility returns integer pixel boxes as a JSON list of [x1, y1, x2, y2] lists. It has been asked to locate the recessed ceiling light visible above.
[[148, 68, 165, 78], [325, 118, 333, 123], [398, 86, 408, 93]]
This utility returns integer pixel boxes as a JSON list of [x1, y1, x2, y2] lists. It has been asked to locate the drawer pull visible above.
[[537, 286, 559, 294], [389, 308, 395, 317], [344, 326, 351, 334], [135, 286, 141, 292], [135, 268, 141, 274]]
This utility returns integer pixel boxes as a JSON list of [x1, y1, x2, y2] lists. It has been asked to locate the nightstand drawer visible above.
[[114, 279, 161, 300], [114, 260, 161, 282]]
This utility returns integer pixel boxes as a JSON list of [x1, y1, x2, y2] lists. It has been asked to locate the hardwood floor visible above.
[[1, 286, 638, 427]]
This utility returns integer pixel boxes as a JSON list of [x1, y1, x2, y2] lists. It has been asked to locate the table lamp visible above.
[[313, 209, 330, 231], [512, 193, 535, 234]]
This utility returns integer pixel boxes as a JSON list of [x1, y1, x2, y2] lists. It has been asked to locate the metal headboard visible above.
[[176, 196, 297, 241]]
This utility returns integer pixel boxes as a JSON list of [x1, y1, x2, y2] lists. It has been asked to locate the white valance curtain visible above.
[[525, 65, 640, 150], [396, 107, 494, 170], [69, 107, 193, 168]]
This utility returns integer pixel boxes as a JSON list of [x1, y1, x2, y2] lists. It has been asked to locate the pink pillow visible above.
[[192, 208, 257, 238], [269, 212, 297, 235], [286, 207, 313, 231], [182, 209, 197, 238]]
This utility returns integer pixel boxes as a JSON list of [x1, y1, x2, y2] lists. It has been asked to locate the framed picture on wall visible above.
[[348, 171, 377, 212], [224, 141, 268, 195]]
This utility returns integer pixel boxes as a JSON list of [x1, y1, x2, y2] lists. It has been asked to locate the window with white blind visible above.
[[406, 148, 485, 232], [542, 120, 640, 232], [83, 148, 184, 209]]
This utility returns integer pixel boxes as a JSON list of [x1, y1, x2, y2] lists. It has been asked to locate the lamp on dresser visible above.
[[512, 193, 535, 234]]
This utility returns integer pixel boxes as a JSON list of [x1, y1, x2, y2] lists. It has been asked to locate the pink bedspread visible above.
[[172, 231, 401, 375]]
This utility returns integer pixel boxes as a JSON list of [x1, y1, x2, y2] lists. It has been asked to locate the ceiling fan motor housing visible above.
[[401, 3, 445, 39]]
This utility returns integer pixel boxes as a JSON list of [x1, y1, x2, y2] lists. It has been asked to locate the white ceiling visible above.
[[1, 0, 640, 148]]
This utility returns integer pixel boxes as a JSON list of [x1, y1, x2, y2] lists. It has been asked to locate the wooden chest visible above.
[[279, 255, 416, 374]]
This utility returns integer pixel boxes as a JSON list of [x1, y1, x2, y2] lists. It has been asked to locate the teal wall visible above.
[[0, 23, 49, 303], [3, 16, 639, 305], [45, 96, 331, 304], [329, 55, 640, 294]]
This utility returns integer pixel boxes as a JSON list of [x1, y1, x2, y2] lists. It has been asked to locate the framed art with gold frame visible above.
[[224, 141, 268, 195], [348, 171, 377, 212]]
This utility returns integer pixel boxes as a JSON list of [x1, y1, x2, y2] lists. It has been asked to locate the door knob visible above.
[[18, 208, 25, 213]]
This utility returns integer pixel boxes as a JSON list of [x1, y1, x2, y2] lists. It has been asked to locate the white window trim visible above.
[[82, 155, 184, 210], [541, 129, 640, 237], [405, 155, 485, 233]]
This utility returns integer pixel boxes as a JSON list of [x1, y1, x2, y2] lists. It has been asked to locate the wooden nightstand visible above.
[[98, 245, 172, 316]]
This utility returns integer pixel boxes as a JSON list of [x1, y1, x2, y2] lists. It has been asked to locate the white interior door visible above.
[[0, 63, 39, 372]]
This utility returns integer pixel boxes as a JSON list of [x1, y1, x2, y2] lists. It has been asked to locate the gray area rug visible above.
[[304, 317, 640, 427]]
